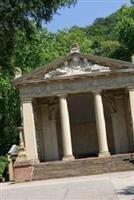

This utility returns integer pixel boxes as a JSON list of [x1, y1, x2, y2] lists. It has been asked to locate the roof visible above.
[[13, 52, 134, 87]]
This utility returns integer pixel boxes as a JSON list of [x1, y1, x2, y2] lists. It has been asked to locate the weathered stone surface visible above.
[[32, 154, 134, 181], [14, 165, 33, 182], [20, 74, 134, 99]]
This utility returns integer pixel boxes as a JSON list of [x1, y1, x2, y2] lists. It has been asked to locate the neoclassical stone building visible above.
[[13, 47, 134, 181]]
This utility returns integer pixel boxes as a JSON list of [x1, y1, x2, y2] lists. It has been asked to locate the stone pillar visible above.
[[93, 90, 110, 157], [112, 95, 129, 153], [49, 104, 59, 160], [40, 104, 59, 161], [128, 88, 134, 144], [8, 155, 14, 181], [16, 127, 27, 161], [111, 113, 120, 153], [22, 98, 38, 161], [34, 105, 45, 162], [59, 94, 74, 160]]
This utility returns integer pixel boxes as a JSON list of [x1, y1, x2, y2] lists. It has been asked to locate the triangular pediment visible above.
[[44, 54, 110, 80], [13, 52, 134, 86]]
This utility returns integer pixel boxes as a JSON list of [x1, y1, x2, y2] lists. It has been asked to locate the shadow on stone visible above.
[[118, 186, 134, 196], [129, 154, 134, 164], [123, 154, 134, 164]]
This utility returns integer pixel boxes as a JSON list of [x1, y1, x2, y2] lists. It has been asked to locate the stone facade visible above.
[[12, 49, 134, 181]]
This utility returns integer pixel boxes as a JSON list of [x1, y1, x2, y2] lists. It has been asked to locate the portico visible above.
[[13, 46, 134, 166], [33, 90, 111, 162]]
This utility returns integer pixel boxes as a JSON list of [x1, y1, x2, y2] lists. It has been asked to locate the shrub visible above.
[[0, 156, 9, 177]]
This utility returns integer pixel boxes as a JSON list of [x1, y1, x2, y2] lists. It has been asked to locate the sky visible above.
[[45, 0, 131, 32]]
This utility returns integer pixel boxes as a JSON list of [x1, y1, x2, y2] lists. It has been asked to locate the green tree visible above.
[[12, 29, 57, 72], [131, 0, 134, 5], [117, 5, 134, 59], [0, 73, 20, 155], [0, 0, 77, 157], [0, 156, 8, 178], [54, 27, 93, 56], [0, 0, 77, 71]]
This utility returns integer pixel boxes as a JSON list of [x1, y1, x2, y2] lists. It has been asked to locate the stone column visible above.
[[93, 90, 110, 157], [128, 87, 134, 143], [16, 127, 27, 161], [8, 155, 14, 181], [111, 113, 120, 153], [22, 98, 38, 161], [59, 94, 74, 160], [40, 104, 59, 161], [112, 95, 129, 153], [49, 104, 59, 160], [34, 105, 45, 162]]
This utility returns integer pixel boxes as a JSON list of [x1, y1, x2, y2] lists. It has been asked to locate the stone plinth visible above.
[[13, 160, 36, 182]]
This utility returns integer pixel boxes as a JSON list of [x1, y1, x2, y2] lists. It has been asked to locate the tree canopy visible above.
[[117, 5, 134, 56], [0, 0, 77, 156], [0, 0, 76, 71]]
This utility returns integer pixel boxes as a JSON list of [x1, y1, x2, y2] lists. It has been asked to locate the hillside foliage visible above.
[[0, 3, 134, 164]]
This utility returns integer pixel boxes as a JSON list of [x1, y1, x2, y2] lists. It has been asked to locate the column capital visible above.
[[49, 104, 58, 120], [57, 93, 68, 98], [127, 87, 134, 92], [92, 89, 102, 95], [21, 97, 33, 103]]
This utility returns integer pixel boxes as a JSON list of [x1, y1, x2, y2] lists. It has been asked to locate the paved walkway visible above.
[[1, 171, 134, 200]]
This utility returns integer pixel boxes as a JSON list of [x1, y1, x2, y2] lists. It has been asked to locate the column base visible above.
[[62, 155, 75, 161], [98, 151, 110, 157]]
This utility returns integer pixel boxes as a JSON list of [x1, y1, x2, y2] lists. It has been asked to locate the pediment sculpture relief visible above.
[[44, 56, 110, 79]]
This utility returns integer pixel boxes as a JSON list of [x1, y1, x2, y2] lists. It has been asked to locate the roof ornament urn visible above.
[[14, 67, 22, 79], [70, 44, 80, 54]]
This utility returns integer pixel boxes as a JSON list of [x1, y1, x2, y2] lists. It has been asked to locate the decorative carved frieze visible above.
[[48, 104, 57, 120], [103, 93, 116, 113], [44, 56, 110, 79]]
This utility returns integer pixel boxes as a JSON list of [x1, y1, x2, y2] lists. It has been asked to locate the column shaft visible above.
[[59, 95, 74, 160], [22, 98, 38, 161], [40, 104, 59, 161], [128, 88, 134, 143], [112, 95, 129, 153], [49, 119, 59, 160], [93, 91, 110, 157]]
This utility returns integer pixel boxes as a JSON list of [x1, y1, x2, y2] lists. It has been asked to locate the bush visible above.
[[0, 156, 9, 178]]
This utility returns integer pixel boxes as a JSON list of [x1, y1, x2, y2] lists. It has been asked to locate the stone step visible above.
[[32, 154, 134, 181]]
